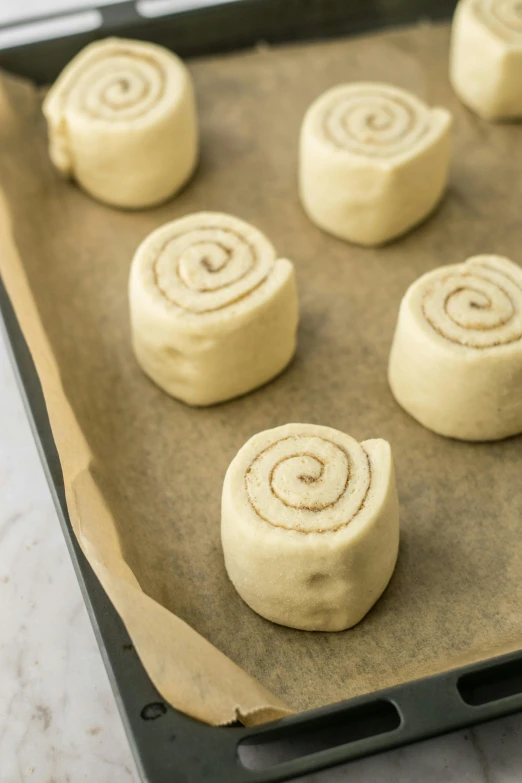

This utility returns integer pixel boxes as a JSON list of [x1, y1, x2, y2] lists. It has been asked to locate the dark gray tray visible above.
[[1, 2, 522, 781]]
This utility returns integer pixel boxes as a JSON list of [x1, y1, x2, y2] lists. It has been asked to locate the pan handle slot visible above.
[[237, 699, 400, 771], [458, 658, 522, 706]]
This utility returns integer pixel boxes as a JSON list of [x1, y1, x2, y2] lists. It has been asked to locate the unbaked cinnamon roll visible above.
[[221, 423, 399, 631], [389, 255, 522, 440], [450, 0, 522, 119], [129, 212, 298, 406], [43, 38, 198, 208], [299, 82, 452, 246]]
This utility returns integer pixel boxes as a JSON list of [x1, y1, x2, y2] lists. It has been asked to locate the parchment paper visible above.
[[1, 23, 521, 727]]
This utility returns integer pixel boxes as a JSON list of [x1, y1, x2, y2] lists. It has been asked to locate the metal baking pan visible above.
[[1, 2, 522, 781]]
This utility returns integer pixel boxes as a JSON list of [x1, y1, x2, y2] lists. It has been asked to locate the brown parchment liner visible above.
[[0, 23, 521, 727]]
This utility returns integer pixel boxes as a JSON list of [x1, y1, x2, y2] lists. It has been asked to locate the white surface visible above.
[[0, 12, 102, 50], [0, 0, 215, 26], [1, 1, 522, 781], [0, 0, 117, 26]]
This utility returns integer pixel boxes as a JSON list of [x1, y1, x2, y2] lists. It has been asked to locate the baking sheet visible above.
[[0, 22, 521, 727]]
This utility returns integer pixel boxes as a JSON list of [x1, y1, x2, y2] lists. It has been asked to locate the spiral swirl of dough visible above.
[[245, 432, 371, 533], [147, 213, 276, 315], [320, 83, 430, 157], [421, 256, 522, 348], [475, 0, 522, 40], [54, 42, 178, 123], [72, 52, 166, 121]]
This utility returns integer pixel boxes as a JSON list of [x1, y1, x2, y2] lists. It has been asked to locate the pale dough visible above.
[[129, 212, 298, 406], [450, 0, 522, 120], [299, 82, 452, 246], [388, 255, 522, 441], [221, 423, 400, 632], [43, 38, 198, 208]]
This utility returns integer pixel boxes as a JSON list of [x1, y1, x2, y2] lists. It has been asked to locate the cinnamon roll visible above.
[[450, 0, 522, 119], [221, 423, 399, 631], [389, 255, 522, 440], [43, 38, 198, 208], [299, 82, 452, 246], [129, 212, 298, 406]]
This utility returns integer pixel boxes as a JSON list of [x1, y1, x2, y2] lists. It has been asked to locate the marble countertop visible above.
[[1, 2, 522, 782], [1, 298, 522, 783]]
